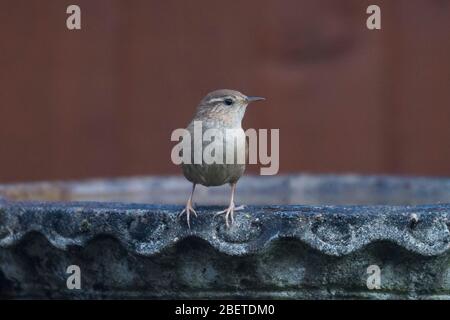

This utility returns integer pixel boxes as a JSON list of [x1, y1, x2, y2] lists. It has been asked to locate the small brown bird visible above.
[[179, 89, 265, 228]]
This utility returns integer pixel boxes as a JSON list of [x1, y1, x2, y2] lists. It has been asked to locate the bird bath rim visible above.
[[1, 174, 450, 258], [2, 174, 450, 299]]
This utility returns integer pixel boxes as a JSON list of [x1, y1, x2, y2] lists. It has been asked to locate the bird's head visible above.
[[194, 89, 265, 126]]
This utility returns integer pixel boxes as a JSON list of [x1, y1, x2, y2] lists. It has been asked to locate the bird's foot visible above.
[[215, 204, 245, 228], [179, 201, 197, 229]]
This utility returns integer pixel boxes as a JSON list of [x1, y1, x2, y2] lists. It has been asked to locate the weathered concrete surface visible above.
[[1, 175, 450, 299]]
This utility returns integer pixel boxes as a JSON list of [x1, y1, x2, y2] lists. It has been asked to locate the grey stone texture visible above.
[[1, 175, 450, 299]]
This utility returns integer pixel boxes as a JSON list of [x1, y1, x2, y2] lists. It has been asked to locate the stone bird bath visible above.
[[1, 174, 450, 299]]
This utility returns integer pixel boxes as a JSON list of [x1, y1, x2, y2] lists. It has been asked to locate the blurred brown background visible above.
[[0, 0, 449, 183]]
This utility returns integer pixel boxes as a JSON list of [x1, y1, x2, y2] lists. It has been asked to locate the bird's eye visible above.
[[224, 98, 234, 106]]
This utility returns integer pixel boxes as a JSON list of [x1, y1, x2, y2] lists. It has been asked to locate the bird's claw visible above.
[[179, 202, 197, 229], [215, 204, 245, 228]]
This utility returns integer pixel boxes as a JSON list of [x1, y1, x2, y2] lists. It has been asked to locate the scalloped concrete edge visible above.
[[1, 200, 450, 257]]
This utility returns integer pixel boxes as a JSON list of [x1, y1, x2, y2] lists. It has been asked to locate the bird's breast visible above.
[[181, 123, 247, 186]]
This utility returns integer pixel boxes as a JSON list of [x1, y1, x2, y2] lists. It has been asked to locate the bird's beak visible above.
[[246, 96, 266, 103]]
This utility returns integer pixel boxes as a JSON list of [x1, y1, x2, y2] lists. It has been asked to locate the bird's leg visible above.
[[215, 183, 243, 228], [179, 183, 197, 229]]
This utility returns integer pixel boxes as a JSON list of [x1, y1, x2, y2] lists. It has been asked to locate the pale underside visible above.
[[181, 123, 248, 187]]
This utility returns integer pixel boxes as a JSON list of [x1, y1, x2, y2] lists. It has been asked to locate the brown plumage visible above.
[[179, 89, 265, 228]]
